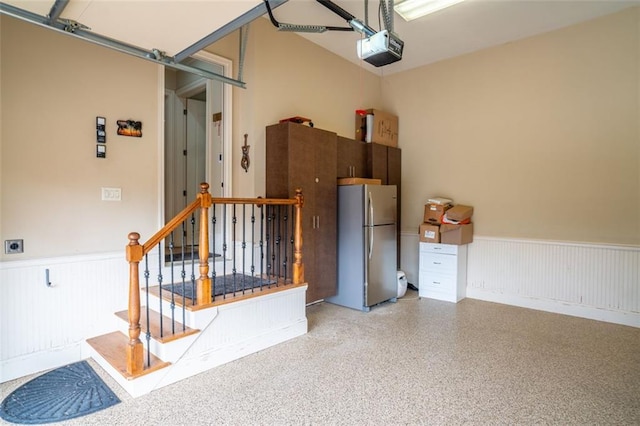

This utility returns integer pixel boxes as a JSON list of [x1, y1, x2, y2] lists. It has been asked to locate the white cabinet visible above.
[[418, 242, 467, 303]]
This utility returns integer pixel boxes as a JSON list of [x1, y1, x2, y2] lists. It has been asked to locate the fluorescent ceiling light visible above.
[[394, 0, 465, 22]]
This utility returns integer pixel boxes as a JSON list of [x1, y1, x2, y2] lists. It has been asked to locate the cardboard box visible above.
[[445, 204, 474, 222], [355, 109, 399, 147], [424, 203, 451, 224], [419, 223, 440, 243], [440, 223, 474, 245], [337, 178, 382, 186]]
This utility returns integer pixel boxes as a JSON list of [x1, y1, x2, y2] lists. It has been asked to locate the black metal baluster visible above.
[[242, 204, 247, 294], [260, 204, 265, 290], [169, 232, 176, 336], [232, 204, 237, 295], [275, 206, 281, 288], [222, 203, 228, 299], [266, 206, 272, 282], [180, 221, 186, 332], [289, 206, 296, 283], [157, 243, 164, 338], [282, 206, 289, 286], [190, 213, 196, 306], [251, 204, 256, 292]]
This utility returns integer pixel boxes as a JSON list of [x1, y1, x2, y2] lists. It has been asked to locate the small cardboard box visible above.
[[445, 204, 474, 221], [419, 223, 440, 243], [355, 109, 399, 147], [424, 203, 451, 224], [440, 223, 474, 245]]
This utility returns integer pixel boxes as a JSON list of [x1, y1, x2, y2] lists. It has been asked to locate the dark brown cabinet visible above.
[[266, 122, 337, 304], [337, 136, 367, 178], [368, 144, 402, 267]]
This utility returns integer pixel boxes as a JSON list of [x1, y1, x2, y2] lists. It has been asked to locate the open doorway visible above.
[[164, 51, 232, 257]]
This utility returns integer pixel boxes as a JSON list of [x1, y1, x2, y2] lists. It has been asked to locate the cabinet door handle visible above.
[[316, 215, 320, 229], [433, 262, 441, 265]]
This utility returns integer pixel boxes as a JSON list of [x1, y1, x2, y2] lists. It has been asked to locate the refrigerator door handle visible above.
[[368, 191, 374, 227], [368, 191, 374, 259]]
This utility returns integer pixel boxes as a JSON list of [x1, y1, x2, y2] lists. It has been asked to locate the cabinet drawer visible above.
[[418, 273, 458, 302], [420, 273, 455, 291], [420, 242, 459, 255], [420, 253, 458, 274]]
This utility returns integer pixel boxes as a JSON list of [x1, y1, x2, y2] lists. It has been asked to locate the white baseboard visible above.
[[1, 344, 81, 383], [466, 287, 640, 328]]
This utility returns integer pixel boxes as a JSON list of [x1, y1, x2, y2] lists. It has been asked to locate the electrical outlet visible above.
[[101, 187, 122, 201], [5, 239, 24, 254]]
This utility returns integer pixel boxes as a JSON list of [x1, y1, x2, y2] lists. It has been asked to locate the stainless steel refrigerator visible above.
[[326, 184, 398, 312]]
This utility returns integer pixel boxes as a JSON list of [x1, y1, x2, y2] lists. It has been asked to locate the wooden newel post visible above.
[[293, 188, 304, 284], [196, 182, 212, 305], [126, 232, 144, 375]]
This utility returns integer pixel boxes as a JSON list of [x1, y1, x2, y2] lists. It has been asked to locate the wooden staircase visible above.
[[84, 283, 308, 397], [82, 184, 308, 397]]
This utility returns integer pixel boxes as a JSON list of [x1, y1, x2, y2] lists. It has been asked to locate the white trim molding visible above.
[[467, 236, 639, 328]]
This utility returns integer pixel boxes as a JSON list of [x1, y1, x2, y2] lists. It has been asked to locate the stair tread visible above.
[[86, 331, 170, 380], [114, 309, 199, 343], [147, 280, 303, 311]]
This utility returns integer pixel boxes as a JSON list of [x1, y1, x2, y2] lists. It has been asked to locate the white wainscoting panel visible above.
[[466, 237, 640, 327], [1, 252, 130, 382]]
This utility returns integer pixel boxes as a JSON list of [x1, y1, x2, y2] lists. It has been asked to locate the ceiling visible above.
[[2, 0, 639, 76], [269, 0, 640, 75]]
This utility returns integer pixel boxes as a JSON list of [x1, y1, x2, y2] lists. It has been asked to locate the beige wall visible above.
[[383, 8, 640, 245], [1, 15, 383, 260], [2, 7, 638, 263], [1, 16, 161, 260], [205, 17, 383, 197]]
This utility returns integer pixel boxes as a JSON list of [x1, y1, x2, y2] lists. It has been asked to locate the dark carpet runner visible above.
[[162, 274, 277, 301]]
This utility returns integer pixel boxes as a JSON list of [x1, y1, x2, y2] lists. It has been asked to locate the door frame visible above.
[[159, 50, 233, 225]]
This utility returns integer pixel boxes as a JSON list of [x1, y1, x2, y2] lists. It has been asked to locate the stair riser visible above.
[[143, 292, 218, 329], [115, 320, 200, 363]]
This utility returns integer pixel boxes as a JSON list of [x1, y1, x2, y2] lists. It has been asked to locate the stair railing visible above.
[[124, 182, 304, 376]]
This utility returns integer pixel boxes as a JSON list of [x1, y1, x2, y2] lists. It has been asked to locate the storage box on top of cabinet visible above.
[[355, 109, 399, 147], [418, 242, 467, 303]]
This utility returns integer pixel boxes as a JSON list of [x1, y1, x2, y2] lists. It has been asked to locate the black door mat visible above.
[[0, 360, 120, 424]]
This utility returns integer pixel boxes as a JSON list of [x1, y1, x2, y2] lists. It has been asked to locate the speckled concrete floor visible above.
[[3, 290, 639, 425]]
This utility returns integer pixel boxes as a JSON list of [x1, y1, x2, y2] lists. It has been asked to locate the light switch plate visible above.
[[101, 187, 121, 201]]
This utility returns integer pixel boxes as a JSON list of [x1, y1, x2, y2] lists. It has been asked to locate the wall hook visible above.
[[45, 268, 53, 287]]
